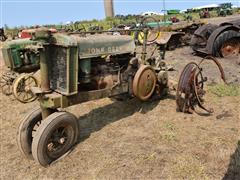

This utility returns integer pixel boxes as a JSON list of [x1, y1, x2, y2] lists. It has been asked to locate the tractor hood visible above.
[[50, 33, 136, 59]]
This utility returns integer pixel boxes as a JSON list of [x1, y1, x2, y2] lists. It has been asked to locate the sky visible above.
[[1, 0, 239, 27]]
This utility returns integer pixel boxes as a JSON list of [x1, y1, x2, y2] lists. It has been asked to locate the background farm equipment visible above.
[[199, 9, 210, 18], [0, 28, 7, 42], [0, 38, 40, 103], [217, 3, 233, 17], [190, 19, 240, 57], [135, 17, 204, 50], [169, 16, 180, 23]]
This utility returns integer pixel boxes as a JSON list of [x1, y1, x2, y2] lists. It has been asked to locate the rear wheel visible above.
[[213, 30, 240, 57], [13, 74, 39, 103], [32, 112, 79, 167]]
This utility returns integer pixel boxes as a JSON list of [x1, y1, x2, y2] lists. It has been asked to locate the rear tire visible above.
[[212, 30, 240, 57]]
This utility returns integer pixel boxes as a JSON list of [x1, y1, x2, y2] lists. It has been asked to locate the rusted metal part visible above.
[[0, 28, 7, 42], [191, 19, 240, 57], [220, 39, 240, 57], [39, 47, 51, 93], [220, 19, 240, 27], [205, 25, 240, 55], [12, 74, 38, 103], [38, 83, 129, 109], [176, 56, 225, 114], [133, 65, 156, 101], [0, 71, 18, 95], [190, 24, 218, 50]]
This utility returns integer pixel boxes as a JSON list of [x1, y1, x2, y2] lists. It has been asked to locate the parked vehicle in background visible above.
[[199, 9, 211, 18], [217, 3, 233, 17]]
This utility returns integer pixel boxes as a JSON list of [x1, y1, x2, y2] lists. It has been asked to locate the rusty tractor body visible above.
[[16, 27, 171, 167], [135, 20, 204, 50], [15, 22, 224, 167], [190, 19, 240, 57]]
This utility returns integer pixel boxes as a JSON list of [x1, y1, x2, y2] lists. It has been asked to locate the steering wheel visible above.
[[138, 16, 160, 44]]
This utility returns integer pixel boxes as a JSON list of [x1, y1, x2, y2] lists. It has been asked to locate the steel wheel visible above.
[[0, 77, 13, 95], [0, 72, 16, 95], [220, 39, 240, 57], [133, 65, 157, 101], [212, 30, 240, 57], [32, 112, 79, 167], [13, 74, 38, 103], [17, 107, 42, 159]]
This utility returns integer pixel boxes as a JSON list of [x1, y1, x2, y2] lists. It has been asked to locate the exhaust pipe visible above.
[[104, 0, 114, 17]]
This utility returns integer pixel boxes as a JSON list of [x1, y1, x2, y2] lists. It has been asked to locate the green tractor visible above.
[[217, 3, 233, 17], [14, 22, 223, 167], [1, 36, 40, 103]]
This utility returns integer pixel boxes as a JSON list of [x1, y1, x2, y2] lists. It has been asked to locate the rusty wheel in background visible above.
[[13, 74, 38, 103], [32, 112, 79, 167], [17, 107, 42, 159], [0, 77, 13, 95], [220, 39, 240, 57], [213, 30, 240, 57], [0, 72, 17, 95], [133, 65, 156, 101]]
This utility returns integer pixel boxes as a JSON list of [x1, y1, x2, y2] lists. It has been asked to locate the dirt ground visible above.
[[0, 16, 240, 180]]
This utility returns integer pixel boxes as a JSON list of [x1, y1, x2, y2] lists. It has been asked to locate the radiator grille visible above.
[[48, 45, 78, 95], [49, 46, 68, 93]]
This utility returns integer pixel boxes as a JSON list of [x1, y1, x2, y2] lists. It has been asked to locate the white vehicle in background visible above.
[[141, 11, 163, 16]]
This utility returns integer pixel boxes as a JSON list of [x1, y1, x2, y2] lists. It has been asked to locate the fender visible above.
[[206, 25, 240, 55]]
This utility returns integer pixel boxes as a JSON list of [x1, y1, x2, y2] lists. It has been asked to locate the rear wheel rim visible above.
[[220, 39, 240, 57]]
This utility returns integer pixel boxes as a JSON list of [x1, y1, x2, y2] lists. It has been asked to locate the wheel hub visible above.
[[221, 40, 240, 57]]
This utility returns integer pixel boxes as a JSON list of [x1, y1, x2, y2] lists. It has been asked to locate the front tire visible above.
[[17, 107, 42, 159], [32, 112, 79, 167]]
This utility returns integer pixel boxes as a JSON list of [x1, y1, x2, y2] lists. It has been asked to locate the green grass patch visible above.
[[208, 84, 240, 97]]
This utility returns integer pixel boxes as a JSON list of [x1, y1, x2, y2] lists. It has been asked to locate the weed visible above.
[[208, 84, 240, 97]]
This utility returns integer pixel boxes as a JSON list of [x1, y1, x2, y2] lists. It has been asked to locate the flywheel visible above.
[[133, 65, 156, 101]]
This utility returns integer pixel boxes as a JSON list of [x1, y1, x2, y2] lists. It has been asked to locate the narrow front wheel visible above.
[[32, 112, 79, 167]]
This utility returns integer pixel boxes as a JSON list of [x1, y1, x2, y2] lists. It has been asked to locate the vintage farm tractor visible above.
[[191, 19, 240, 57], [16, 22, 169, 167], [0, 37, 40, 103], [16, 19, 222, 167]]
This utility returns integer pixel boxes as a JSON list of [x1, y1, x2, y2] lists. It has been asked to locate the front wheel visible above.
[[32, 112, 79, 167], [17, 107, 42, 159]]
